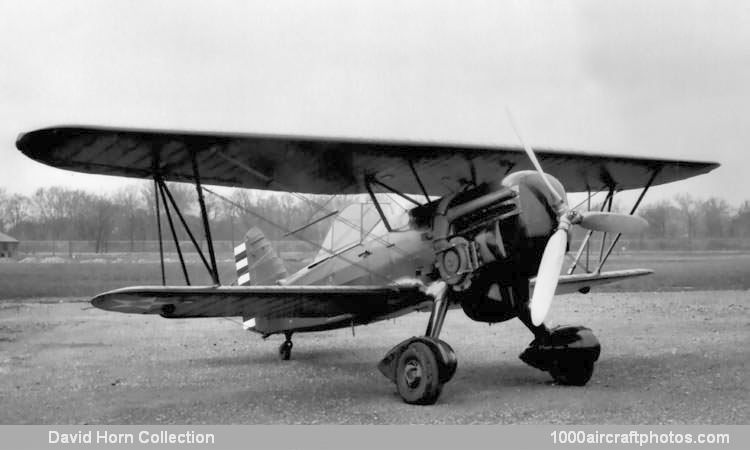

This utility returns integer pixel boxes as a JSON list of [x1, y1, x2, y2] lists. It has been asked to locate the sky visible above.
[[1, 0, 748, 206]]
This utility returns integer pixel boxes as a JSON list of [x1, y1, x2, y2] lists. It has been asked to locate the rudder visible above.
[[233, 227, 288, 286]]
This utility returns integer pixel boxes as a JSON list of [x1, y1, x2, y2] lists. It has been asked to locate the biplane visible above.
[[16, 123, 718, 404]]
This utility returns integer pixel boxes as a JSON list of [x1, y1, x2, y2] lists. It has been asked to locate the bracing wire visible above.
[[212, 150, 416, 261], [203, 187, 395, 284]]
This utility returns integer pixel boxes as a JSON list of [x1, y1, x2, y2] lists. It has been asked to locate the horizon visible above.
[[1, 177, 746, 210]]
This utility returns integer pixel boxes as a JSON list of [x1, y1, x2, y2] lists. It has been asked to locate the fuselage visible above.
[[253, 171, 566, 335], [283, 215, 431, 287]]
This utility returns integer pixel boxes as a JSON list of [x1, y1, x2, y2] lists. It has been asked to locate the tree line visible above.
[[1, 184, 749, 252], [0, 183, 355, 252], [638, 195, 750, 241]]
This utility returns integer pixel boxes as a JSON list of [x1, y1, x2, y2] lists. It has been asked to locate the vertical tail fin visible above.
[[233, 226, 288, 286]]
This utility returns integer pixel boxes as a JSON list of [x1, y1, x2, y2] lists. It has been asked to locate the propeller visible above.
[[506, 109, 648, 326], [529, 227, 568, 326]]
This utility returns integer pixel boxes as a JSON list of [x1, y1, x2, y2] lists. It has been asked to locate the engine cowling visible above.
[[415, 170, 567, 323], [429, 181, 519, 290]]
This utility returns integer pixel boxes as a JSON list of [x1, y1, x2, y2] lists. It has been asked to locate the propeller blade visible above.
[[578, 212, 649, 234], [529, 228, 567, 326], [506, 108, 564, 205]]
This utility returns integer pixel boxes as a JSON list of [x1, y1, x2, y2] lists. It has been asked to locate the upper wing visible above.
[[17, 126, 718, 196], [91, 284, 431, 319]]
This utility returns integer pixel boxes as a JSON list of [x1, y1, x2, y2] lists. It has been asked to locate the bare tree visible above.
[[698, 197, 731, 238], [165, 182, 194, 214], [0, 188, 7, 231], [113, 185, 144, 251], [4, 194, 30, 233], [675, 194, 697, 244], [33, 187, 77, 247], [731, 201, 750, 238], [639, 200, 674, 239], [91, 196, 115, 253]]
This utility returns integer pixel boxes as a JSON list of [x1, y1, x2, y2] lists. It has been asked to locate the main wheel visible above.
[[550, 358, 594, 386], [279, 340, 292, 361], [395, 342, 443, 405]]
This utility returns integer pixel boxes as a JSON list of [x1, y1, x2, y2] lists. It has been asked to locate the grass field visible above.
[[2, 251, 748, 423], [1, 291, 747, 423], [582, 251, 750, 292], [1, 251, 749, 300]]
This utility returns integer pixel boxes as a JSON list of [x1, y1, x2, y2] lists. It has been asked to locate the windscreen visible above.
[[313, 202, 403, 262]]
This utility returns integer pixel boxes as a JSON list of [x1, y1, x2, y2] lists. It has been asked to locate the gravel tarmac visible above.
[[0, 291, 747, 424]]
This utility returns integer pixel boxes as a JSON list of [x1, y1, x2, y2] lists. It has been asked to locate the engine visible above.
[[412, 170, 567, 323]]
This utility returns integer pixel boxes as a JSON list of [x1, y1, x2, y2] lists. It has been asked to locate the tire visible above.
[[550, 358, 594, 386], [395, 342, 443, 405]]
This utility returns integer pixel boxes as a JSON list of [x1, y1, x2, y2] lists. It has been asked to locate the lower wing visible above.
[[91, 269, 651, 319], [91, 284, 432, 320], [533, 268, 653, 295]]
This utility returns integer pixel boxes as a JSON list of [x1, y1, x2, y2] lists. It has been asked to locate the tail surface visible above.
[[234, 227, 289, 333], [234, 227, 288, 287]]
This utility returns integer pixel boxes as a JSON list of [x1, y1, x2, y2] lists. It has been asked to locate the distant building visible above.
[[0, 231, 19, 257]]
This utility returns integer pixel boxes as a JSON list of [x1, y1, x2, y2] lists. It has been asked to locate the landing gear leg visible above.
[[517, 306, 600, 386], [424, 284, 450, 339], [279, 332, 293, 361], [517, 302, 552, 344], [378, 282, 457, 405]]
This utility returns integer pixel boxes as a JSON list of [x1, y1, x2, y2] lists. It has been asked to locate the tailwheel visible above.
[[550, 358, 595, 386], [395, 342, 443, 405], [279, 332, 293, 360]]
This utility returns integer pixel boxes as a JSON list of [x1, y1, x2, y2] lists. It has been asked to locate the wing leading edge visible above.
[[17, 126, 719, 196]]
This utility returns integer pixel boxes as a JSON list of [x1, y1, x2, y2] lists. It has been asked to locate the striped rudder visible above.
[[234, 227, 288, 333], [234, 240, 251, 286], [233, 226, 288, 287]]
